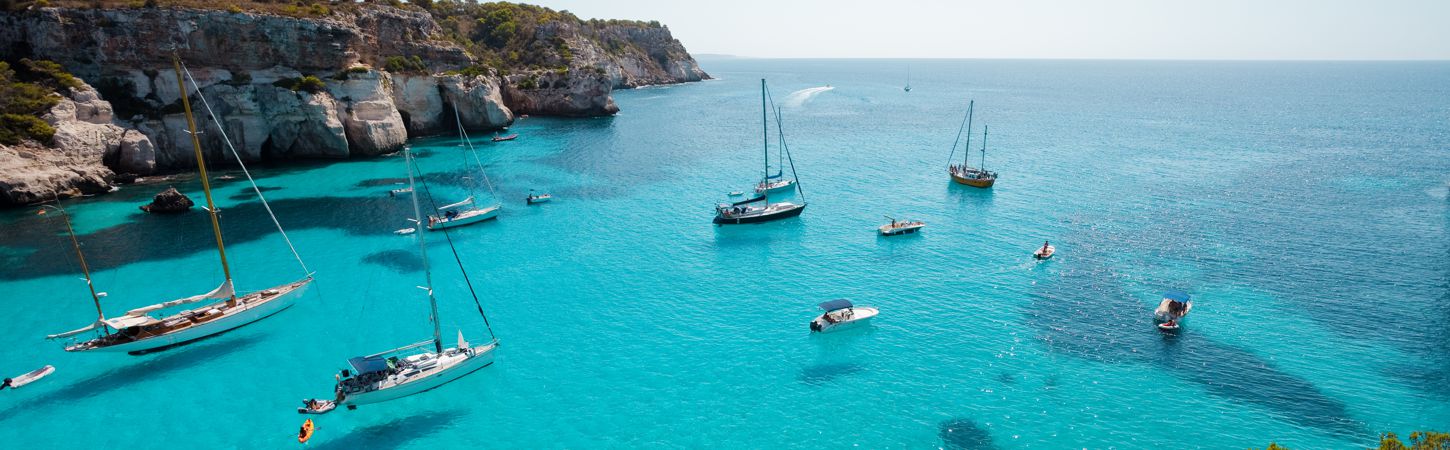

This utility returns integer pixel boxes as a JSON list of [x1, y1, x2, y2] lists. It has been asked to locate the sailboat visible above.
[[300, 147, 498, 414], [904, 65, 912, 92], [715, 79, 807, 225], [754, 109, 797, 194], [946, 100, 998, 188], [46, 55, 313, 354], [427, 102, 502, 231]]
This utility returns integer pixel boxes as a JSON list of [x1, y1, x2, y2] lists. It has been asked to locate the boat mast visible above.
[[453, 99, 497, 202], [405, 148, 444, 353], [980, 125, 988, 171], [172, 53, 236, 304], [50, 205, 106, 328], [962, 101, 974, 167], [761, 78, 770, 205]]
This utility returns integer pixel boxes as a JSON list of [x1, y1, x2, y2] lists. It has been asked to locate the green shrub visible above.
[[382, 55, 427, 74], [226, 4, 242, 13], [20, 58, 82, 90], [0, 113, 55, 145], [297, 75, 326, 93]]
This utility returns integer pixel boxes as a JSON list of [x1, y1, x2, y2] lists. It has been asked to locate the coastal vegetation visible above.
[[0, 58, 80, 145], [1258, 430, 1450, 450]]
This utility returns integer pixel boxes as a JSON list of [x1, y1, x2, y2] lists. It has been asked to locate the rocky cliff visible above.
[[0, 3, 707, 207]]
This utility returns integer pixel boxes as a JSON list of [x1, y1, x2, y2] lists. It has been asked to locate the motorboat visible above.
[[492, 133, 518, 142], [526, 191, 552, 205], [1154, 291, 1193, 331], [809, 299, 879, 333], [388, 187, 412, 197], [297, 399, 336, 414], [879, 216, 925, 236], [1033, 242, 1055, 259], [3, 365, 55, 390], [394, 227, 416, 235], [714, 197, 805, 225]]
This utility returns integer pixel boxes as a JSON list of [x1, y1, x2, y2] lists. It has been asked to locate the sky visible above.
[[531, 0, 1450, 60]]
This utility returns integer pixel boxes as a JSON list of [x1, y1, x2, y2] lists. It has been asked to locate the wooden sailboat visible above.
[[46, 55, 312, 354], [427, 102, 502, 230], [300, 147, 498, 414], [715, 79, 806, 225], [946, 100, 998, 188]]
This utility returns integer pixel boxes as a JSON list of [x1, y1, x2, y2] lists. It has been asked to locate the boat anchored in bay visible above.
[[810, 299, 879, 333], [946, 100, 998, 188], [715, 79, 807, 225], [301, 146, 499, 414], [1154, 291, 1193, 331], [879, 216, 926, 236], [45, 55, 313, 355], [428, 100, 503, 231]]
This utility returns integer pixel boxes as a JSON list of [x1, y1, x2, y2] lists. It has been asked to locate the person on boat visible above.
[[446, 210, 459, 219], [1041, 241, 1051, 253]]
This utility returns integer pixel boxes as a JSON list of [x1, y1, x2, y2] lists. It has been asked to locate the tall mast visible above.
[[453, 99, 496, 201], [761, 78, 769, 205], [980, 125, 988, 170], [962, 100, 974, 166], [172, 54, 236, 304], [52, 206, 106, 327], [405, 149, 444, 353]]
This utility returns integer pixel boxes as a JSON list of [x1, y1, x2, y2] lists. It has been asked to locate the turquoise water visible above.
[[1, 59, 1448, 448]]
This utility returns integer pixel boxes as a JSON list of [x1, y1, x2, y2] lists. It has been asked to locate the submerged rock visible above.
[[140, 187, 194, 213]]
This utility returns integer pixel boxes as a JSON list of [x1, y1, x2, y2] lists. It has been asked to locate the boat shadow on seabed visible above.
[[0, 335, 264, 423]]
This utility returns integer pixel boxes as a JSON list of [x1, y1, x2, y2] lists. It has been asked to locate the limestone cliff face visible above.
[[0, 81, 153, 206], [0, 4, 706, 207]]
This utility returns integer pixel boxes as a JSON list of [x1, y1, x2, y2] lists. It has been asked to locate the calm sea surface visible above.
[[1, 59, 1447, 448]]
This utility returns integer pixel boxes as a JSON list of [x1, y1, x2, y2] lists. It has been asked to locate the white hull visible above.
[[879, 222, 925, 236], [71, 279, 310, 354], [343, 343, 498, 406], [429, 205, 500, 230], [755, 178, 797, 194], [810, 306, 879, 333], [7, 365, 55, 389]]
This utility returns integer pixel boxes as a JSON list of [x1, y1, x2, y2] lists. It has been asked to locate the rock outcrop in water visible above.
[[139, 186, 193, 213], [0, 2, 707, 207]]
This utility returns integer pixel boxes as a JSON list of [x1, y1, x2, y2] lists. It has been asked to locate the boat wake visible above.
[[782, 86, 834, 108]]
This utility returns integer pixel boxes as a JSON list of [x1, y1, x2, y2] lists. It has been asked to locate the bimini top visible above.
[[818, 299, 854, 312], [347, 356, 392, 375], [1162, 291, 1191, 303]]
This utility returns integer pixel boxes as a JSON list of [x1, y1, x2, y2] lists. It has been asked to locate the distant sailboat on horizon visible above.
[[904, 65, 912, 92]]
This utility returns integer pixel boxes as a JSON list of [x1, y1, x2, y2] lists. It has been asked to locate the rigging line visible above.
[[764, 88, 806, 203], [454, 101, 499, 201], [180, 63, 311, 278], [409, 155, 497, 341], [946, 100, 973, 167]]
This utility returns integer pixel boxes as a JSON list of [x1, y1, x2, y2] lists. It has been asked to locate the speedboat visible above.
[[3, 365, 55, 390], [1154, 291, 1193, 331], [714, 198, 806, 225], [754, 177, 796, 194], [526, 192, 552, 205], [1033, 243, 1055, 259], [809, 299, 879, 333], [878, 216, 925, 236], [388, 187, 412, 197], [492, 133, 518, 142]]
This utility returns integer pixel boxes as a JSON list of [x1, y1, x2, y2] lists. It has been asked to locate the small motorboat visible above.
[[394, 227, 416, 235], [1033, 242, 1056, 259], [3, 365, 55, 390], [526, 191, 552, 205], [492, 133, 518, 142], [1153, 291, 1193, 330], [809, 299, 879, 333], [297, 399, 337, 415], [388, 187, 412, 197], [878, 216, 925, 236], [298, 419, 316, 443]]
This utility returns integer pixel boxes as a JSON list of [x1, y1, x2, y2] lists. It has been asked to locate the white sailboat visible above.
[[427, 102, 502, 230], [301, 146, 498, 414], [904, 65, 912, 92], [46, 55, 312, 355]]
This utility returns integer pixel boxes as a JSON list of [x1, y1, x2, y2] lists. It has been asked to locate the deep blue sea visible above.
[[1, 59, 1447, 448]]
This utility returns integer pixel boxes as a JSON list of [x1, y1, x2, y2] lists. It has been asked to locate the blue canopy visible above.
[[1163, 291, 1191, 302], [818, 299, 854, 311], [348, 356, 391, 375]]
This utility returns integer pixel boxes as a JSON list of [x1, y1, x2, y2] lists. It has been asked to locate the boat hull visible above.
[[70, 278, 312, 354], [428, 205, 500, 230], [879, 224, 925, 236], [810, 307, 879, 333], [342, 343, 498, 406], [951, 172, 996, 188], [754, 179, 797, 194], [714, 203, 806, 225]]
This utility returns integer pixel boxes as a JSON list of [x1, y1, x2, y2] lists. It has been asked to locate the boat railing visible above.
[[365, 339, 437, 359]]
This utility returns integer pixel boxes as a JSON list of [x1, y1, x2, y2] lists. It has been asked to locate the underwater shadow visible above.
[[311, 408, 468, 450], [362, 249, 425, 274], [798, 362, 864, 385], [0, 335, 265, 423], [938, 418, 999, 450]]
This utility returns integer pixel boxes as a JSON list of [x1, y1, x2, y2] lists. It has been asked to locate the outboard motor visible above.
[[809, 321, 821, 332]]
